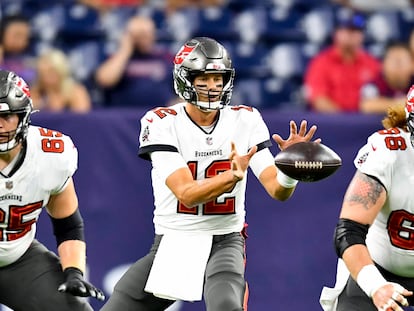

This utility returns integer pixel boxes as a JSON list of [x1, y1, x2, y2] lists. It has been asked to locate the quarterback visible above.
[[0, 70, 104, 310], [101, 37, 320, 311], [320, 86, 414, 311]]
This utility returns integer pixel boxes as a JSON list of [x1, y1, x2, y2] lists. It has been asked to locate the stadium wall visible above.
[[26, 109, 384, 310]]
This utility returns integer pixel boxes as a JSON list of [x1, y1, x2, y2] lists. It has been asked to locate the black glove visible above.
[[58, 267, 105, 301]]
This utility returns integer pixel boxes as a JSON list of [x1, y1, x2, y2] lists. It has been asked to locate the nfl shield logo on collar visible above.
[[5, 181, 13, 190], [206, 137, 213, 145]]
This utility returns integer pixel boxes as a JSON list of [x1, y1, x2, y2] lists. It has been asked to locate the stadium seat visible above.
[[195, 7, 236, 41], [365, 10, 401, 44], [232, 8, 267, 45], [99, 7, 136, 43], [264, 6, 307, 43], [265, 43, 306, 80], [301, 6, 334, 46], [227, 0, 268, 12], [58, 2, 103, 41], [233, 76, 305, 111], [161, 8, 198, 44], [64, 40, 105, 83], [397, 9, 414, 41], [30, 5, 65, 44], [227, 42, 268, 78]]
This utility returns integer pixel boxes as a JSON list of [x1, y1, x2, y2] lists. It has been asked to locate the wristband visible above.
[[356, 264, 388, 297], [276, 170, 298, 188]]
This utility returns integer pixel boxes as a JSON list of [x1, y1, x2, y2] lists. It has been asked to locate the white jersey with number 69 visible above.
[[138, 102, 275, 235], [354, 127, 414, 277], [0, 126, 77, 267]]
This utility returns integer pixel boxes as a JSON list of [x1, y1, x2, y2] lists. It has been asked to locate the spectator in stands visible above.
[[360, 42, 414, 114], [0, 14, 36, 85], [30, 49, 92, 113], [304, 11, 381, 113], [94, 15, 177, 108]]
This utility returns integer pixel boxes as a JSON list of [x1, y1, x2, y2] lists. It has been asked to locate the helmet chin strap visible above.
[[0, 137, 18, 154], [195, 100, 224, 111], [0, 127, 22, 153]]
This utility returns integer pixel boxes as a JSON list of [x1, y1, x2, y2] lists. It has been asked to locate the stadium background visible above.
[[19, 110, 385, 311], [1, 0, 414, 310]]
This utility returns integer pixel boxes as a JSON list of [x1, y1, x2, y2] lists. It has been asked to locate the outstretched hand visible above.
[[229, 142, 257, 181], [58, 267, 105, 301], [273, 120, 321, 151]]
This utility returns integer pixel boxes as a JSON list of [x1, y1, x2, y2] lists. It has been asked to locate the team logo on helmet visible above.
[[174, 44, 196, 65], [406, 85, 414, 113], [15, 76, 31, 98]]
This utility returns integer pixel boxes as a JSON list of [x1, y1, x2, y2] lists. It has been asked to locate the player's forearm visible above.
[[342, 244, 374, 281], [177, 170, 239, 207], [58, 240, 86, 272], [260, 167, 296, 201], [271, 185, 295, 201]]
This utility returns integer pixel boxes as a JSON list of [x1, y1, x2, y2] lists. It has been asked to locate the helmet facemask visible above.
[[173, 37, 235, 111], [406, 110, 414, 148]]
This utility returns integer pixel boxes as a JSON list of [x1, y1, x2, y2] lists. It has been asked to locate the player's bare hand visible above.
[[58, 267, 106, 301], [272, 120, 321, 151], [229, 142, 257, 181], [372, 282, 412, 311]]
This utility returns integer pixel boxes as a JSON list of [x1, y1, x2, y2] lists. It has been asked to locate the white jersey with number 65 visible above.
[[0, 126, 77, 267]]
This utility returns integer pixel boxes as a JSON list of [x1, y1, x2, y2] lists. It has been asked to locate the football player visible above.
[[101, 37, 320, 311], [320, 87, 414, 311], [0, 70, 104, 310]]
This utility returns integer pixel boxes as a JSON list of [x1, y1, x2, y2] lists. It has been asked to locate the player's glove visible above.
[[58, 267, 105, 301]]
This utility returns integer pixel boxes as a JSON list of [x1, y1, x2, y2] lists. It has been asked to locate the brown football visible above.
[[274, 142, 342, 182]]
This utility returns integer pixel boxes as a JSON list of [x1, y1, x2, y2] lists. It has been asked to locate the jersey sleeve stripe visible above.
[[256, 139, 272, 152], [138, 144, 179, 160]]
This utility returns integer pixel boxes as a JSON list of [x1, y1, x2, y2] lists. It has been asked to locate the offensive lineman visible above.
[[0, 70, 104, 310], [101, 37, 320, 311], [320, 86, 414, 311]]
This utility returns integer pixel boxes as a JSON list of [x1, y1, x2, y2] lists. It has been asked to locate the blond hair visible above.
[[35, 49, 75, 97]]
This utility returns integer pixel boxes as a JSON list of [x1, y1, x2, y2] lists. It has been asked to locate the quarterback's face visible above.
[[193, 73, 224, 102], [0, 113, 19, 143]]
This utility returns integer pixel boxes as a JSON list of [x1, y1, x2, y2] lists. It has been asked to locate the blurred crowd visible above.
[[1, 0, 414, 114]]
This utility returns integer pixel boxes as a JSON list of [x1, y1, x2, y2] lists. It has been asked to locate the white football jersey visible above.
[[354, 127, 414, 277], [0, 126, 77, 267], [139, 102, 274, 235]]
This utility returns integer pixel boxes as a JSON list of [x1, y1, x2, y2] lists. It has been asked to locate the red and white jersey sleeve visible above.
[[354, 127, 414, 277], [138, 103, 273, 235], [0, 126, 78, 267]]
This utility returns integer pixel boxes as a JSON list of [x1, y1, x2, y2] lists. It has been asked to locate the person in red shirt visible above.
[[304, 11, 381, 113]]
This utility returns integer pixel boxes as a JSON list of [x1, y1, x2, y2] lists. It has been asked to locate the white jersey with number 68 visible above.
[[354, 127, 414, 277]]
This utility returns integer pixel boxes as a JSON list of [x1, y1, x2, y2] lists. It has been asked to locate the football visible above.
[[274, 142, 342, 182]]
